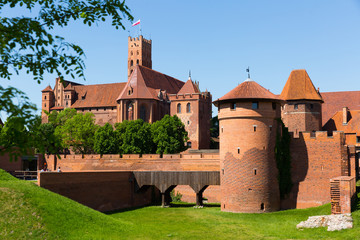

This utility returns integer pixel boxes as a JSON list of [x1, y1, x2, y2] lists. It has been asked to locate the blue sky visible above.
[[2, 0, 360, 118]]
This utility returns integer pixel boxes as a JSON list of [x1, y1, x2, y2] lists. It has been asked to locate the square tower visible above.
[[128, 35, 152, 77]]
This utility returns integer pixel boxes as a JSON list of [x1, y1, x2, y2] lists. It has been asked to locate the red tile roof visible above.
[[321, 91, 360, 126], [50, 106, 64, 110], [280, 69, 322, 101], [177, 79, 200, 94], [71, 82, 126, 108], [117, 65, 184, 101], [214, 79, 281, 103], [41, 85, 53, 92], [323, 109, 360, 136]]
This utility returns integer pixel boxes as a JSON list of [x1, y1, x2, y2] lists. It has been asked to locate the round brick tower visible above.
[[214, 79, 282, 213]]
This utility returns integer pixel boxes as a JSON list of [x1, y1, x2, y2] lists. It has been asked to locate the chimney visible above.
[[343, 107, 348, 125]]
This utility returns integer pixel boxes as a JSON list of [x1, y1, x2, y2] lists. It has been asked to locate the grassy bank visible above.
[[1, 168, 360, 239]]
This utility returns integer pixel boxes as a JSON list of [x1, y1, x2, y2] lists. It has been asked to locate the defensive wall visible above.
[[39, 171, 159, 212], [282, 131, 355, 209], [40, 131, 356, 211], [43, 153, 221, 204]]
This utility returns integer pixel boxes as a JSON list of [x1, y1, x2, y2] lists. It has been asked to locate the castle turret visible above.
[[64, 83, 76, 109], [128, 35, 152, 77], [169, 76, 212, 149], [214, 79, 282, 213], [41, 85, 55, 123], [280, 70, 323, 134]]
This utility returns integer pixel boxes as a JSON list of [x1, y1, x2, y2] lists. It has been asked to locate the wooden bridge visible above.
[[133, 171, 220, 207]]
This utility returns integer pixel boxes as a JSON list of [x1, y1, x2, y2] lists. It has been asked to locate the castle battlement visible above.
[[291, 131, 345, 142], [51, 153, 219, 161], [128, 36, 151, 44]]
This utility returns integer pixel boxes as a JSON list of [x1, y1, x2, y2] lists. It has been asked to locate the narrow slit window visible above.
[[237, 147, 240, 154], [253, 125, 257, 132], [269, 125, 272, 132], [261, 203, 265, 211], [272, 102, 276, 110], [254, 169, 257, 175], [294, 104, 298, 110]]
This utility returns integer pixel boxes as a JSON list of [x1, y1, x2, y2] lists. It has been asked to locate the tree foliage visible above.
[[0, 0, 133, 83], [0, 86, 38, 159], [151, 115, 188, 154], [55, 112, 98, 154], [275, 119, 292, 199], [94, 123, 118, 155], [115, 120, 154, 154]]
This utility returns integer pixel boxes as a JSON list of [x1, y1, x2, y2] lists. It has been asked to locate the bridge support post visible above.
[[195, 185, 209, 207]]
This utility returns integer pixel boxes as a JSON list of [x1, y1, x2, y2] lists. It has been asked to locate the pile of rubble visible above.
[[297, 214, 353, 231]]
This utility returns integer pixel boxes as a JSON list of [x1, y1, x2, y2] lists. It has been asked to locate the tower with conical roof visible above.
[[280, 70, 323, 134], [214, 78, 282, 213]]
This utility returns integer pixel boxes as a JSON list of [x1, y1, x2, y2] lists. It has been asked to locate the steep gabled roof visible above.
[[41, 85, 53, 92], [280, 69, 322, 101], [177, 79, 200, 94], [117, 65, 184, 101], [214, 79, 280, 103], [71, 82, 126, 108], [323, 109, 360, 135], [321, 90, 360, 126]]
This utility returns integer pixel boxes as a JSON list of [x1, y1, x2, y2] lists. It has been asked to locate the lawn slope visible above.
[[1, 168, 360, 239], [0, 169, 130, 239]]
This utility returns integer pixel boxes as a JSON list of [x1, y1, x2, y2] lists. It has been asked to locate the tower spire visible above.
[[188, 70, 192, 80], [246, 67, 250, 79]]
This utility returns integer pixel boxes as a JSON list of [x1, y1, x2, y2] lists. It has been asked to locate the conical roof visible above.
[[214, 79, 280, 104], [280, 69, 322, 101], [41, 85, 53, 92]]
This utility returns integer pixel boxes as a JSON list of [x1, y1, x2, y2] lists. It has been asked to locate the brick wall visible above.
[[39, 171, 159, 212], [45, 153, 220, 172], [330, 176, 356, 214], [219, 101, 281, 213], [282, 131, 348, 209]]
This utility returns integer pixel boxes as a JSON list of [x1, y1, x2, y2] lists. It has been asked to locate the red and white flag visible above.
[[132, 19, 140, 26]]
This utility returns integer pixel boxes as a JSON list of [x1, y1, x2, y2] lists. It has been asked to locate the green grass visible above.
[[1, 168, 360, 239]]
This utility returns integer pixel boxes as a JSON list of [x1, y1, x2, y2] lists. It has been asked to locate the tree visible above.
[[0, 86, 38, 159], [115, 120, 154, 154], [33, 122, 62, 155], [55, 112, 98, 154], [151, 115, 189, 154], [0, 0, 133, 83], [94, 123, 118, 155]]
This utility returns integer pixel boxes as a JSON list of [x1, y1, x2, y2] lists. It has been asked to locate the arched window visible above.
[[44, 96, 47, 100], [130, 60, 133, 66], [186, 103, 191, 113], [126, 101, 134, 121], [140, 105, 146, 121], [131, 51, 133, 56], [136, 59, 139, 65], [177, 103, 181, 113]]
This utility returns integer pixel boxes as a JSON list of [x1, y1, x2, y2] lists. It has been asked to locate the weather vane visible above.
[[246, 67, 250, 79]]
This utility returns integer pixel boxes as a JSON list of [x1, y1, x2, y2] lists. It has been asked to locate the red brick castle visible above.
[[39, 36, 360, 214], [41, 35, 212, 150]]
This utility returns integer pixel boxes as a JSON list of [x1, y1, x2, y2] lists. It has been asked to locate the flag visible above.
[[132, 19, 140, 26]]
